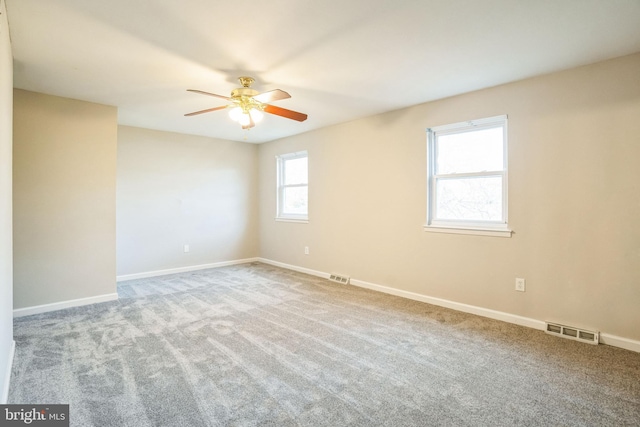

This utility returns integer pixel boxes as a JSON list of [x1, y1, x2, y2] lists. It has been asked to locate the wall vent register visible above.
[[329, 274, 350, 285], [545, 322, 599, 345]]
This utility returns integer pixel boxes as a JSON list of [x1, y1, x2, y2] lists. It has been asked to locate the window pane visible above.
[[436, 176, 502, 221], [284, 157, 308, 185], [436, 127, 503, 174], [283, 186, 308, 214]]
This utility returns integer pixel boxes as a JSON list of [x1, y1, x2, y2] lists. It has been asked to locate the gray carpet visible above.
[[9, 262, 640, 426]]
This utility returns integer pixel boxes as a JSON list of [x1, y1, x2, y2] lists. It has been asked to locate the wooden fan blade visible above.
[[184, 105, 228, 116], [187, 89, 232, 101], [263, 104, 308, 122], [253, 89, 291, 103]]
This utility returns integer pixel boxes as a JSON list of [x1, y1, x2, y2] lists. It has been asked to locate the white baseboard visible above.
[[1, 340, 15, 404], [116, 258, 260, 282], [349, 277, 547, 331], [256, 258, 330, 280], [599, 333, 640, 353], [257, 258, 640, 354], [13, 293, 119, 318]]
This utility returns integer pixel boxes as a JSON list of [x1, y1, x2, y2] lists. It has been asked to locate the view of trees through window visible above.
[[428, 116, 507, 228]]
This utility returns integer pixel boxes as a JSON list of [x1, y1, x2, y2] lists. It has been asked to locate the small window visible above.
[[425, 115, 511, 237], [276, 151, 308, 222]]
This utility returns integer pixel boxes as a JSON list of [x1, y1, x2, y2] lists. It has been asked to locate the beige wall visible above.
[[13, 89, 117, 309], [0, 0, 14, 402], [258, 53, 640, 342], [116, 126, 258, 276]]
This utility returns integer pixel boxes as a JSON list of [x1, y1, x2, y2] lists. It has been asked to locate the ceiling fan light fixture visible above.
[[228, 106, 243, 122], [185, 76, 307, 130], [250, 108, 264, 123], [238, 113, 251, 127]]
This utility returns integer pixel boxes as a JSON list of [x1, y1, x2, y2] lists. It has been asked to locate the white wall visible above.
[[0, 0, 14, 403], [13, 90, 118, 309], [258, 53, 640, 343], [116, 126, 258, 276]]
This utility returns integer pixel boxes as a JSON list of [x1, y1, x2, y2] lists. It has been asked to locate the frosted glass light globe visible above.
[[228, 107, 242, 122], [251, 109, 264, 123], [238, 113, 251, 126]]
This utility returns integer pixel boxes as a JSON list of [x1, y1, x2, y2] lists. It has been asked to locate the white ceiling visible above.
[[6, 0, 640, 143]]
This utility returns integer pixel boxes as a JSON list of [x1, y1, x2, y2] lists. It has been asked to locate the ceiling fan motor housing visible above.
[[231, 88, 263, 114], [231, 87, 259, 98]]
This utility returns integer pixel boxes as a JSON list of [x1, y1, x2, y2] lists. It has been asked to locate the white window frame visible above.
[[276, 150, 309, 223], [425, 115, 512, 237]]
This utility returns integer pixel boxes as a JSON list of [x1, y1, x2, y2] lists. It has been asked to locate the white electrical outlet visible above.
[[515, 278, 526, 292], [304, 246, 309, 255], [184, 244, 190, 253]]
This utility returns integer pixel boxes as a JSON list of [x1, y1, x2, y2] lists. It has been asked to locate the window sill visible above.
[[276, 217, 309, 224], [423, 224, 512, 238]]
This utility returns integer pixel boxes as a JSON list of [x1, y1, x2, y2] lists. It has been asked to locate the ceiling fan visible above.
[[184, 77, 308, 129]]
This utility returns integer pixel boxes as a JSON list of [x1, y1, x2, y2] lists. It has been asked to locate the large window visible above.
[[276, 151, 308, 221], [426, 115, 511, 237]]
